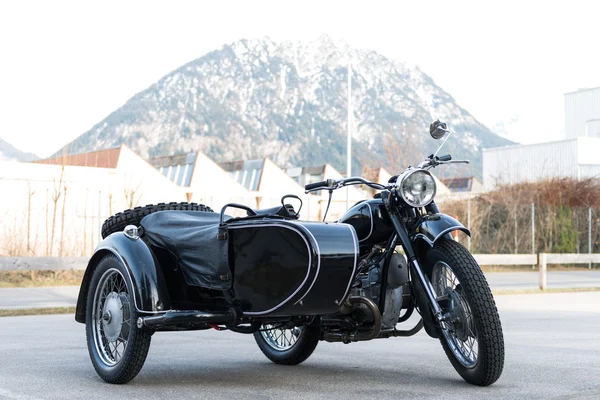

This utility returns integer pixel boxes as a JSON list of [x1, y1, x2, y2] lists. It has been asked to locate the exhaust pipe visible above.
[[323, 296, 382, 343], [139, 309, 235, 330]]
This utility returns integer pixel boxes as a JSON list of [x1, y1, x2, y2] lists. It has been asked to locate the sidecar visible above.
[[75, 201, 359, 383]]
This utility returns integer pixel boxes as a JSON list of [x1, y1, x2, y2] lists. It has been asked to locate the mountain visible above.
[[0, 137, 39, 162], [59, 36, 512, 178]]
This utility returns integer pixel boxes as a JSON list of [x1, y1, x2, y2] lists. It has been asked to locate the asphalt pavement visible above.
[[1, 271, 600, 310], [0, 286, 80, 309], [0, 292, 599, 399]]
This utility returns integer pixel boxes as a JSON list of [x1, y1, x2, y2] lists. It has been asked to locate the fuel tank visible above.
[[338, 198, 394, 251]]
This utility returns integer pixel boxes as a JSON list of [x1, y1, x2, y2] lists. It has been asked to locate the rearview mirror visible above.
[[430, 119, 449, 140]]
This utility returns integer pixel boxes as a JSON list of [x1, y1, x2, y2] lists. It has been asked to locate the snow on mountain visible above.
[[59, 36, 512, 178], [0, 137, 39, 162]]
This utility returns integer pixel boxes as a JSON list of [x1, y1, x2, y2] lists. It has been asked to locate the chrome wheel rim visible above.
[[432, 261, 478, 368], [92, 268, 131, 366], [260, 325, 303, 351]]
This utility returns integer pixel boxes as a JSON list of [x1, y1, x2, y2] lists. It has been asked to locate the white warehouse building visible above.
[[483, 137, 600, 188], [482, 87, 600, 188], [565, 87, 600, 139]]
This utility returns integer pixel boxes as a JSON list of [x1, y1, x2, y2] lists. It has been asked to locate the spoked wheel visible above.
[[433, 262, 478, 368], [85, 255, 152, 383], [426, 239, 504, 386], [253, 324, 320, 365]]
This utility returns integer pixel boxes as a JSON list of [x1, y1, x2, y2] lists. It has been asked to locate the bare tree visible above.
[[45, 188, 50, 256], [83, 188, 88, 256], [124, 181, 143, 209], [49, 165, 65, 256], [59, 184, 68, 257], [26, 181, 35, 255], [49, 148, 68, 256]]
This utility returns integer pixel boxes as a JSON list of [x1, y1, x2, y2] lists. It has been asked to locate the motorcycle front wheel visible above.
[[425, 239, 505, 386], [253, 324, 320, 365]]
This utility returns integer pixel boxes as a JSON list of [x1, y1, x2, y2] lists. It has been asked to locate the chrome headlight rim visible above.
[[398, 169, 437, 208]]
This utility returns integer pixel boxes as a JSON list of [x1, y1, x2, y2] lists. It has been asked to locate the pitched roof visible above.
[[35, 147, 122, 168], [286, 165, 327, 186], [148, 152, 197, 187], [219, 159, 265, 191], [442, 177, 474, 192]]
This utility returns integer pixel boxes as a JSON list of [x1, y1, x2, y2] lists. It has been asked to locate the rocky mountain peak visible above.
[[56, 37, 512, 178]]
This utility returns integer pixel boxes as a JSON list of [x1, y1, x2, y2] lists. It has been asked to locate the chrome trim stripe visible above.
[[358, 202, 374, 243], [292, 222, 321, 305], [339, 223, 359, 303], [227, 223, 317, 316], [414, 226, 471, 246]]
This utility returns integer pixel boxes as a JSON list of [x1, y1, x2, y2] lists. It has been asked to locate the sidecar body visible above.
[[76, 210, 359, 323]]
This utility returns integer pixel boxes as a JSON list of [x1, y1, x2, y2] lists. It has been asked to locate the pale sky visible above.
[[0, 0, 598, 157]]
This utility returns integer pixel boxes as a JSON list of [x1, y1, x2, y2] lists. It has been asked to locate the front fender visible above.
[[75, 232, 171, 323], [412, 213, 470, 247]]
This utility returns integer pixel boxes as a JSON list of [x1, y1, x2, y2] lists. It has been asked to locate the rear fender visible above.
[[412, 214, 470, 247], [75, 232, 171, 323]]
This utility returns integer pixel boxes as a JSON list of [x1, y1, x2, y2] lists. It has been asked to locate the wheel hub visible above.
[[446, 288, 472, 342], [102, 293, 123, 342]]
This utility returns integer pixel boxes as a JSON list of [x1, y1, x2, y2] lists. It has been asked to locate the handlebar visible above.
[[418, 154, 469, 170], [305, 179, 333, 191], [305, 177, 388, 193], [304, 154, 468, 194]]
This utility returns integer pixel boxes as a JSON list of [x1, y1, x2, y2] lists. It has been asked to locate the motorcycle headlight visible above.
[[399, 170, 436, 207]]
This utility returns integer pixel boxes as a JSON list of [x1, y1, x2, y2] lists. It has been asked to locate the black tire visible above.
[[424, 239, 504, 386], [253, 324, 320, 365], [101, 202, 213, 238], [85, 255, 152, 384]]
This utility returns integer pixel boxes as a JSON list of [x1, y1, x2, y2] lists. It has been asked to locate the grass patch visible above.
[[0, 270, 84, 288], [0, 306, 76, 317], [493, 287, 600, 295]]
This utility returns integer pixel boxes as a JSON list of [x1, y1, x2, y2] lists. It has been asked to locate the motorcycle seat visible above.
[[252, 204, 298, 219], [140, 210, 231, 290]]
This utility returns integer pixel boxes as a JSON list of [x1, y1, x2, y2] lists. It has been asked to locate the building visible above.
[[565, 87, 600, 139], [482, 137, 600, 188], [441, 177, 484, 194], [220, 158, 316, 218], [148, 151, 253, 211], [483, 87, 600, 188], [0, 145, 187, 256]]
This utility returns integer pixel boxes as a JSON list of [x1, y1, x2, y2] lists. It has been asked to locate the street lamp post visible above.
[[346, 58, 352, 210]]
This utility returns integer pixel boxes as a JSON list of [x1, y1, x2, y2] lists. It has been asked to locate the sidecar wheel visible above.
[[425, 239, 504, 386], [254, 324, 320, 365], [85, 255, 152, 384]]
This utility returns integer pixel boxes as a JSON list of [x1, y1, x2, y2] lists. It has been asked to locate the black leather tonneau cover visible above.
[[140, 211, 231, 290]]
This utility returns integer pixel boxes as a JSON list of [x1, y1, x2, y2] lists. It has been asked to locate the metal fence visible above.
[[444, 202, 600, 261]]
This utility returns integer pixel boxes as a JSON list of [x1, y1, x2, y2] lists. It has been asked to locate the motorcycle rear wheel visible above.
[[425, 239, 505, 386], [253, 324, 320, 365]]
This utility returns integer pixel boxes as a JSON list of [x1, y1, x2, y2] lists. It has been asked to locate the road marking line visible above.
[[0, 388, 46, 400]]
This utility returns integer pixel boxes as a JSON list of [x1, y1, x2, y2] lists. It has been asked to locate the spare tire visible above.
[[101, 202, 214, 239]]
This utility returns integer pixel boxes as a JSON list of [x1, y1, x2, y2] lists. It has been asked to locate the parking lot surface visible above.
[[0, 292, 599, 399]]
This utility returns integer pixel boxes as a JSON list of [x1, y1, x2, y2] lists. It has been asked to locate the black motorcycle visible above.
[[75, 120, 504, 386]]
